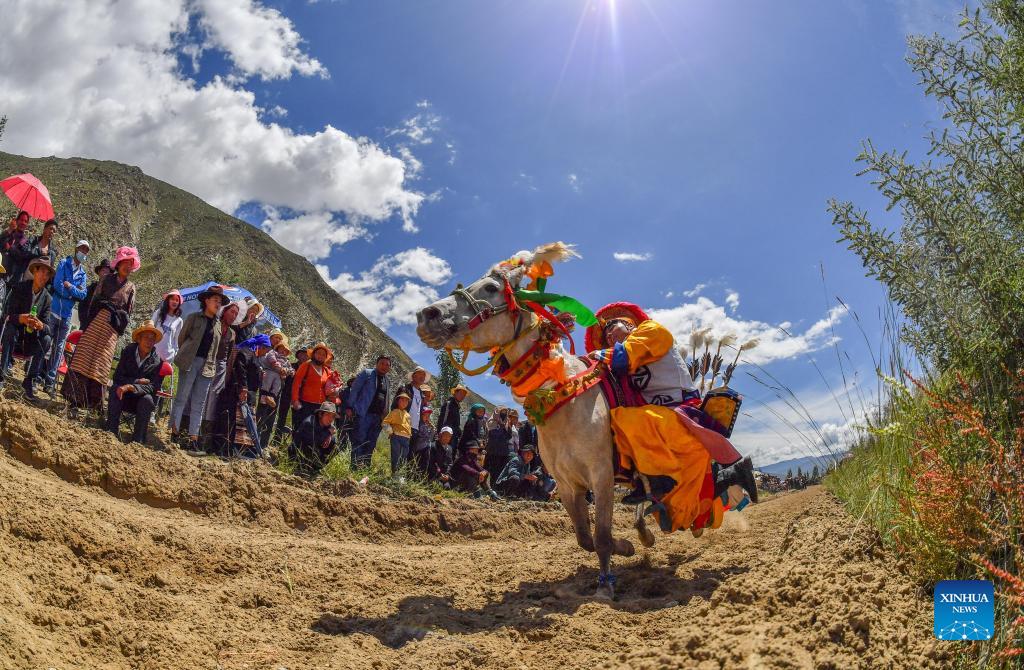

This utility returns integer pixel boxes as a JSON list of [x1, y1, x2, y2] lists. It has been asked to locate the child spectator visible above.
[[382, 392, 412, 476]]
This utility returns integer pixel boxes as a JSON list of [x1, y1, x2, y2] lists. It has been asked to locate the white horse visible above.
[[416, 243, 654, 599]]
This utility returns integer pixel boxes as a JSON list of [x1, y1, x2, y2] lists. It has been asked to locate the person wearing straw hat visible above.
[[437, 383, 468, 449], [290, 341, 333, 432], [382, 391, 413, 476], [104, 320, 167, 444], [349, 353, 392, 469], [255, 336, 293, 450], [170, 285, 228, 453], [41, 239, 89, 395], [292, 401, 338, 476], [0, 257, 54, 397], [62, 246, 139, 412]]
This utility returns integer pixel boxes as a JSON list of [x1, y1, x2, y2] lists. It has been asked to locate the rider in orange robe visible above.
[[586, 303, 757, 533]]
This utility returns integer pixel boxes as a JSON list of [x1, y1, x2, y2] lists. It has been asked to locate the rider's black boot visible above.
[[714, 456, 758, 503], [622, 474, 676, 505]]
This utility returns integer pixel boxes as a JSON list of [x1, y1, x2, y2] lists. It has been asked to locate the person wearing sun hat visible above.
[[104, 320, 167, 444], [233, 296, 263, 342], [170, 285, 227, 452], [0, 257, 55, 397], [40, 239, 89, 395], [290, 341, 333, 431], [584, 301, 754, 534], [292, 401, 339, 476], [438, 383, 469, 448], [62, 246, 139, 411]]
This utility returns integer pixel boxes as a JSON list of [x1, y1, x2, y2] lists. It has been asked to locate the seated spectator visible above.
[[105, 320, 167, 444], [427, 426, 456, 488], [292, 401, 338, 476], [457, 402, 487, 459], [454, 439, 499, 500], [382, 392, 412, 476], [410, 406, 436, 474], [0, 257, 54, 397], [495, 445, 555, 501]]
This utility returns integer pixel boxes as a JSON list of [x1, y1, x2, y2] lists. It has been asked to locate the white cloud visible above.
[[316, 248, 451, 328], [647, 297, 846, 366], [683, 282, 707, 298], [260, 207, 366, 261], [664, 291, 674, 299], [725, 290, 740, 313], [195, 0, 326, 80], [613, 252, 653, 262], [388, 109, 441, 145], [0, 0, 425, 234], [567, 173, 581, 192]]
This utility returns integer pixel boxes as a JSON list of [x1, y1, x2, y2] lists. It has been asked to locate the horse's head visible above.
[[416, 242, 579, 352]]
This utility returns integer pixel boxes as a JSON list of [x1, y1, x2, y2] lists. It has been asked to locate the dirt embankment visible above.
[[0, 398, 949, 669]]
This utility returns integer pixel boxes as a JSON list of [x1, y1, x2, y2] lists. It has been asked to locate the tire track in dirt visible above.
[[0, 399, 951, 669]]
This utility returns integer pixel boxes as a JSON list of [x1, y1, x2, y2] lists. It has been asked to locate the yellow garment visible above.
[[610, 405, 712, 533], [382, 408, 412, 438], [621, 320, 674, 369]]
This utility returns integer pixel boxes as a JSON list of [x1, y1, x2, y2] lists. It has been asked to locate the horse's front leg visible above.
[[592, 477, 634, 600], [558, 485, 595, 553]]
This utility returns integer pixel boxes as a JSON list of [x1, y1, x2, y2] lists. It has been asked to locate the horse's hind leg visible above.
[[634, 504, 656, 548], [559, 486, 595, 553]]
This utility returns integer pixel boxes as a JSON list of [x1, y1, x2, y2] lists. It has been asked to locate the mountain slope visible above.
[[0, 151, 481, 401]]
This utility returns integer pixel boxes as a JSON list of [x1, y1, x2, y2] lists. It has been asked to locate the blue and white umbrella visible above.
[[177, 281, 282, 329]]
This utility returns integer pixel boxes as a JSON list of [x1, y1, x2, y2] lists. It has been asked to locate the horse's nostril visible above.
[[424, 306, 441, 321]]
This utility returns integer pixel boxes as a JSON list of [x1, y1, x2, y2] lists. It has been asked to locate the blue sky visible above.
[[2, 0, 966, 464]]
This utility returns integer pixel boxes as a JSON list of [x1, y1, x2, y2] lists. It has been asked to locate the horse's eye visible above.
[[483, 283, 499, 293]]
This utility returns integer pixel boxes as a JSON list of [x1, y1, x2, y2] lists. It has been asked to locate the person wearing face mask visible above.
[[41, 240, 90, 395]]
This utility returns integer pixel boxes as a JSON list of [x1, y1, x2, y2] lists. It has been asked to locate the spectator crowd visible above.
[[0, 209, 556, 502]]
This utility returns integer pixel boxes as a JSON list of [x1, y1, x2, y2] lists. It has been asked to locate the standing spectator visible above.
[[382, 392, 412, 476], [518, 418, 538, 458], [437, 383, 468, 447], [335, 376, 356, 452], [170, 286, 227, 452], [275, 344, 308, 437], [42, 240, 89, 395], [152, 290, 184, 362], [427, 426, 456, 487], [217, 334, 272, 458], [290, 342, 332, 430], [410, 406, 436, 474], [25, 219, 59, 280], [256, 339, 291, 450], [104, 320, 167, 444], [234, 298, 262, 342], [394, 366, 429, 443], [0, 258, 54, 396], [292, 401, 338, 476], [349, 354, 391, 469], [78, 259, 111, 332], [485, 408, 516, 476], [0, 211, 33, 301], [458, 403, 488, 457], [200, 299, 243, 440], [454, 440, 499, 500], [62, 247, 139, 412]]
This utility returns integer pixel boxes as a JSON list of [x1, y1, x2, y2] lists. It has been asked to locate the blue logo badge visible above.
[[934, 580, 994, 640]]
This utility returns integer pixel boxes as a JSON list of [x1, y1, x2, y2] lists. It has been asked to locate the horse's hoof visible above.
[[595, 585, 615, 601], [636, 524, 656, 548], [614, 539, 635, 557]]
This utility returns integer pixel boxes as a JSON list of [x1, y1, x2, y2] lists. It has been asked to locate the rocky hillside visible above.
[[0, 151, 484, 402]]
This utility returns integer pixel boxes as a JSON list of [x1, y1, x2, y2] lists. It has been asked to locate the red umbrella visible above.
[[1, 173, 55, 221]]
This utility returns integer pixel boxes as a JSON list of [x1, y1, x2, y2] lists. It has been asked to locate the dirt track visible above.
[[0, 400, 950, 669]]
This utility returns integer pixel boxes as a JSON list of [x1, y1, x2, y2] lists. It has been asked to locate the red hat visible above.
[[584, 302, 650, 351]]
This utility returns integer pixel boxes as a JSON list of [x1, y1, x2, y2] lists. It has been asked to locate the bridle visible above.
[[444, 273, 536, 375]]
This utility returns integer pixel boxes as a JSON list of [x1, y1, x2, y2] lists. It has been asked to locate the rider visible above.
[[585, 302, 757, 531]]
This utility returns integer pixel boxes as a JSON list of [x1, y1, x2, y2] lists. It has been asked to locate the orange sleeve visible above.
[[622, 320, 674, 372], [292, 362, 308, 405]]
